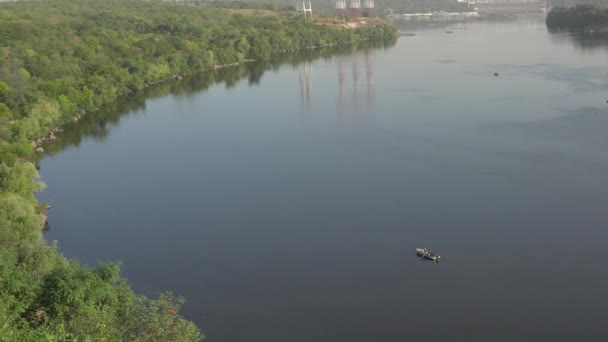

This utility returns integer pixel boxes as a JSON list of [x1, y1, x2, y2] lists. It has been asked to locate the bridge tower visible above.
[[363, 0, 375, 17], [336, 0, 347, 17], [296, 0, 313, 21], [349, 0, 362, 17]]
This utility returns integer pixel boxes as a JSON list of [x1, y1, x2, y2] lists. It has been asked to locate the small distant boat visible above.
[[416, 248, 441, 261]]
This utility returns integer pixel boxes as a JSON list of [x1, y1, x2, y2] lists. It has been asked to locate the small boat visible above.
[[416, 248, 441, 261]]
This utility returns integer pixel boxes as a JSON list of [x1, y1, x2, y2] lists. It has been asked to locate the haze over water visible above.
[[39, 21, 608, 341]]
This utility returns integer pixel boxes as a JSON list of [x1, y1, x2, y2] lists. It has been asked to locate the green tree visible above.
[[0, 82, 10, 103], [0, 161, 45, 198]]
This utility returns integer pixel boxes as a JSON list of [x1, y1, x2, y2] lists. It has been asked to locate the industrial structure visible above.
[[363, 0, 376, 17], [336, 0, 375, 17], [296, 0, 313, 21], [349, 0, 362, 17], [336, 0, 348, 16], [473, 0, 547, 15]]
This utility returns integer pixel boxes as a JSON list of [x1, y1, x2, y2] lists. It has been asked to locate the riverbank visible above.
[[546, 5, 608, 30], [0, 0, 396, 340]]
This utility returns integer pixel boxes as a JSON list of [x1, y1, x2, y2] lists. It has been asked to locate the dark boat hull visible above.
[[416, 248, 440, 261]]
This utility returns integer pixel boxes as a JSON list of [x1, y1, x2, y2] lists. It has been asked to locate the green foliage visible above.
[[0, 161, 45, 198], [57, 95, 77, 120], [132, 293, 204, 342], [18, 68, 30, 80], [11, 118, 41, 143], [0, 102, 11, 119], [30, 99, 61, 132], [0, 192, 42, 248], [0, 248, 41, 340], [0, 82, 10, 103], [0, 143, 33, 164], [547, 5, 608, 30]]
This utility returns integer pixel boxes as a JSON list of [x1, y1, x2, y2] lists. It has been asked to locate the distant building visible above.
[[390, 11, 480, 20], [548, 0, 608, 6], [473, 0, 547, 15]]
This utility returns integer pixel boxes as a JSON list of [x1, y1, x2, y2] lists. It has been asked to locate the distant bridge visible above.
[[473, 0, 547, 15]]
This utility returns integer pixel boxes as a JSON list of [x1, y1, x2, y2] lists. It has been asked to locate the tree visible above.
[[0, 161, 45, 199], [0, 82, 10, 103]]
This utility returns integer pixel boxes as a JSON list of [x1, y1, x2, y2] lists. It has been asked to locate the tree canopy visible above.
[[546, 5, 608, 30]]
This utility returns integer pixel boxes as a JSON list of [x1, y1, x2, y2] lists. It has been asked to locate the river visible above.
[[38, 20, 608, 341]]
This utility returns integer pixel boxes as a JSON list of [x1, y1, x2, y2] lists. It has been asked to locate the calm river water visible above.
[[39, 21, 608, 341]]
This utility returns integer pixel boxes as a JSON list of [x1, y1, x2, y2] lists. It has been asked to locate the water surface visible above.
[[39, 21, 608, 341]]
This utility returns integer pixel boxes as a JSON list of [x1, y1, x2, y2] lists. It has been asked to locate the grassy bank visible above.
[[0, 0, 396, 340]]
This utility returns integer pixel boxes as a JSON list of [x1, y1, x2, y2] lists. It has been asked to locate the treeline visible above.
[[546, 5, 608, 30], [0, 0, 395, 340]]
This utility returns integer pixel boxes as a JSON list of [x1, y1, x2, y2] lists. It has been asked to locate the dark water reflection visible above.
[[548, 29, 608, 52], [42, 40, 393, 156], [39, 22, 608, 342]]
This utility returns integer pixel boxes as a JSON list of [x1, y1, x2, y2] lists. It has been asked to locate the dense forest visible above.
[[546, 5, 608, 30], [0, 0, 396, 340]]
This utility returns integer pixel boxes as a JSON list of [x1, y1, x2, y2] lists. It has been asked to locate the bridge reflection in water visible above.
[[298, 61, 313, 112], [336, 49, 376, 116], [298, 49, 376, 116]]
